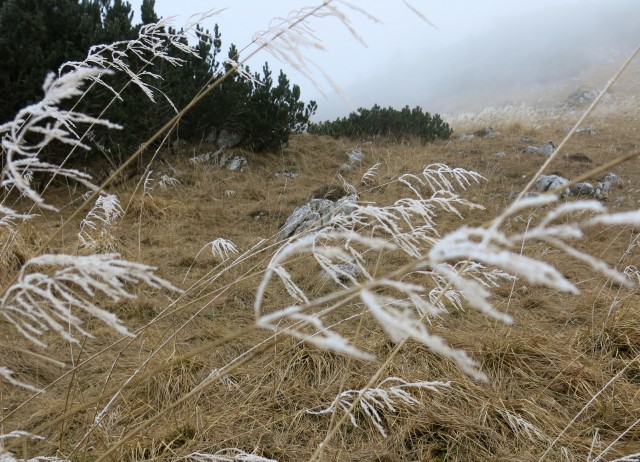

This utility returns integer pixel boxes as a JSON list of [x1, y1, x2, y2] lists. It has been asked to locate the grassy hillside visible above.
[[1, 99, 639, 460]]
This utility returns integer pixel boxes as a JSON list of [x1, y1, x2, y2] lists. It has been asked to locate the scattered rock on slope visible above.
[[522, 141, 555, 156], [278, 195, 358, 241], [511, 172, 622, 201], [534, 174, 569, 193], [347, 148, 364, 164], [217, 129, 242, 148]]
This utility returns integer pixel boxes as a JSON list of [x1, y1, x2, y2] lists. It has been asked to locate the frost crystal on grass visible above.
[[78, 193, 123, 251], [158, 174, 180, 189], [208, 238, 240, 262], [0, 253, 181, 348], [499, 409, 548, 443], [255, 152, 640, 387], [0, 206, 34, 235], [0, 431, 68, 461], [308, 377, 449, 437], [0, 68, 120, 209], [361, 162, 381, 185], [61, 19, 203, 106]]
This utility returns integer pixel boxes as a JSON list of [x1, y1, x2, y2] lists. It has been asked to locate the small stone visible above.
[[533, 174, 569, 193], [522, 141, 555, 156], [217, 130, 242, 148], [567, 182, 597, 198], [602, 172, 622, 186], [172, 139, 188, 154], [226, 155, 247, 172], [347, 149, 364, 164], [323, 261, 361, 284], [275, 170, 299, 179]]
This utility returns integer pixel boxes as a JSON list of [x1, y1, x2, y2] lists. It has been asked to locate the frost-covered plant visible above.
[[60, 18, 208, 106], [0, 254, 180, 350], [360, 162, 380, 185], [499, 408, 549, 443], [140, 170, 180, 198], [0, 68, 120, 210], [307, 377, 449, 437], [78, 193, 123, 252], [0, 206, 34, 237], [0, 431, 69, 461], [0, 15, 210, 216], [182, 238, 241, 283], [0, 17, 197, 387], [207, 238, 241, 262], [158, 173, 180, 189], [256, 160, 640, 382]]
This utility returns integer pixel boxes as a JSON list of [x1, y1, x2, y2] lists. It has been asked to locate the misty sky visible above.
[[129, 0, 639, 120]]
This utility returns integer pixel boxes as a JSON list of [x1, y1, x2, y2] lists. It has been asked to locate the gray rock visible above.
[[338, 163, 351, 172], [523, 141, 555, 156], [217, 129, 242, 148], [251, 210, 268, 221], [204, 148, 223, 162], [323, 261, 361, 284], [347, 149, 364, 164], [520, 136, 534, 143], [278, 194, 358, 241], [205, 128, 218, 143], [567, 182, 599, 198], [459, 133, 475, 141], [595, 172, 622, 199], [275, 170, 299, 179], [602, 172, 622, 187], [566, 88, 599, 106], [226, 155, 247, 172], [492, 151, 506, 158], [533, 174, 569, 193], [172, 139, 188, 154]]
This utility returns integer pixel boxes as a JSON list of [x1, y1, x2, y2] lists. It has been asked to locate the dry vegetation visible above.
[[1, 5, 640, 460], [1, 85, 640, 461]]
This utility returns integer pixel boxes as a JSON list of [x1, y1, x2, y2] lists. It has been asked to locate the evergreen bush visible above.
[[0, 0, 316, 160], [308, 104, 452, 142]]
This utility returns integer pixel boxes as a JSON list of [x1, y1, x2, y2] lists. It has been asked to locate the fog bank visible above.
[[315, 0, 640, 120]]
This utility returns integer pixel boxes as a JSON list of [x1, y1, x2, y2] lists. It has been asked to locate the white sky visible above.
[[129, 0, 635, 119]]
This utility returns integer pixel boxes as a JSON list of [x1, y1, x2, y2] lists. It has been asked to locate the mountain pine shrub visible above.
[[308, 104, 452, 142], [0, 0, 316, 160]]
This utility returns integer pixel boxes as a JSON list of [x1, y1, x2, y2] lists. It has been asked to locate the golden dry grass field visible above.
[[1, 68, 640, 461]]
